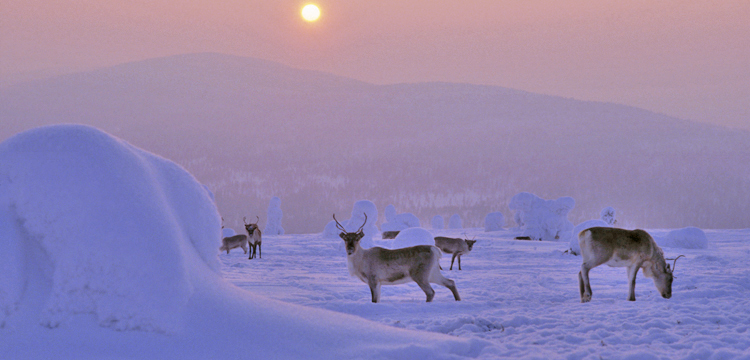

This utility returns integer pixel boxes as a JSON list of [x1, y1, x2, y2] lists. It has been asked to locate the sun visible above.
[[301, 4, 321, 22]]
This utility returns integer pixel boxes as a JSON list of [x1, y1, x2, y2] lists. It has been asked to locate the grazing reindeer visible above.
[[433, 236, 477, 270], [578, 227, 684, 302], [335, 214, 461, 303], [219, 218, 249, 254], [244, 216, 262, 259]]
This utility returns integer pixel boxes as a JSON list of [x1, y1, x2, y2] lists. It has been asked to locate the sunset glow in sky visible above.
[[2, 0, 748, 129]]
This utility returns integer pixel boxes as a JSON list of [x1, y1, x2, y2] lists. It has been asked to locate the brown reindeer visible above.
[[335, 213, 460, 303]]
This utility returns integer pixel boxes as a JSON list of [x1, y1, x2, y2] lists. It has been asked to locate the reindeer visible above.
[[219, 217, 249, 254], [578, 227, 684, 302], [244, 216, 262, 259], [334, 214, 461, 303], [433, 236, 477, 270]]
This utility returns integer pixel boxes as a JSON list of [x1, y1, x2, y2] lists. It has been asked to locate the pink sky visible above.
[[2, 0, 748, 129]]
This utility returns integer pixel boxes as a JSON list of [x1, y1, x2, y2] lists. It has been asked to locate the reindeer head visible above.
[[646, 253, 684, 299], [243, 216, 260, 234], [334, 213, 367, 255]]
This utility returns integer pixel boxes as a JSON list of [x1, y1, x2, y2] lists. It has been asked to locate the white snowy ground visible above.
[[221, 228, 750, 360]]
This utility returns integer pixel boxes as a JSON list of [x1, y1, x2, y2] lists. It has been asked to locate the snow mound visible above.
[[431, 215, 445, 229], [264, 196, 285, 235], [657, 227, 709, 249], [509, 192, 575, 242], [381, 205, 421, 232], [569, 220, 610, 255], [0, 124, 221, 332], [448, 214, 463, 229], [391, 228, 435, 249], [484, 212, 505, 232]]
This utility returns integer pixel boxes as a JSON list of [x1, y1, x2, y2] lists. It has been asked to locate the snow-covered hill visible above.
[[2, 53, 749, 233]]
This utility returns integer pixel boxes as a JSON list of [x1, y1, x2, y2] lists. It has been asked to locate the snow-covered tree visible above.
[[264, 196, 285, 235], [484, 212, 505, 232], [509, 192, 575, 242]]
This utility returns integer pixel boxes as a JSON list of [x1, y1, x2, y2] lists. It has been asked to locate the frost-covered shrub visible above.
[[484, 212, 505, 232], [265, 196, 285, 235], [448, 214, 463, 229], [381, 204, 421, 232], [657, 227, 708, 249], [569, 219, 609, 255], [431, 215, 445, 229], [391, 228, 435, 249], [509, 192, 575, 242], [600, 207, 616, 225]]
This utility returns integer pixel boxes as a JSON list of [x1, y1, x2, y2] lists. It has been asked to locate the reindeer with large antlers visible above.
[[335, 213, 460, 303], [244, 216, 262, 259], [578, 227, 684, 302]]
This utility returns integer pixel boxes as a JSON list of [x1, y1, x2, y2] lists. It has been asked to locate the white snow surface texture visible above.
[[0, 125, 487, 359]]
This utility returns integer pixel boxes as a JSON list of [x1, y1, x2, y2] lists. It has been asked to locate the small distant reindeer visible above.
[[244, 216, 262, 259], [335, 213, 460, 303], [578, 227, 684, 302], [433, 236, 477, 270], [219, 217, 249, 254]]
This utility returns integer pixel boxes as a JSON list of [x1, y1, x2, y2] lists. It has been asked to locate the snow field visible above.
[[221, 228, 750, 359]]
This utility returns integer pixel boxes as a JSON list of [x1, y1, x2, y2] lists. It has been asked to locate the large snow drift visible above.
[[0, 124, 221, 332], [656, 226, 709, 249], [0, 125, 488, 359], [391, 227, 435, 249]]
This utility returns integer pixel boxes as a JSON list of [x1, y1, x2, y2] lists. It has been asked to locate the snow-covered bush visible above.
[[484, 212, 505, 232], [568, 219, 609, 255], [509, 192, 575, 242], [431, 215, 445, 229], [448, 214, 463, 229], [600, 207, 616, 225], [391, 228, 435, 249], [264, 196, 285, 235], [381, 204, 421, 232], [657, 227, 708, 249]]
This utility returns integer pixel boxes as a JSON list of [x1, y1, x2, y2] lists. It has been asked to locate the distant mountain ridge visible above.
[[2, 52, 749, 233]]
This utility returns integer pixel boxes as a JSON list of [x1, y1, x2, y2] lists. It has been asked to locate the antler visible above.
[[666, 255, 685, 273], [356, 212, 368, 233], [333, 214, 347, 232], [243, 216, 247, 225], [253, 215, 260, 225]]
